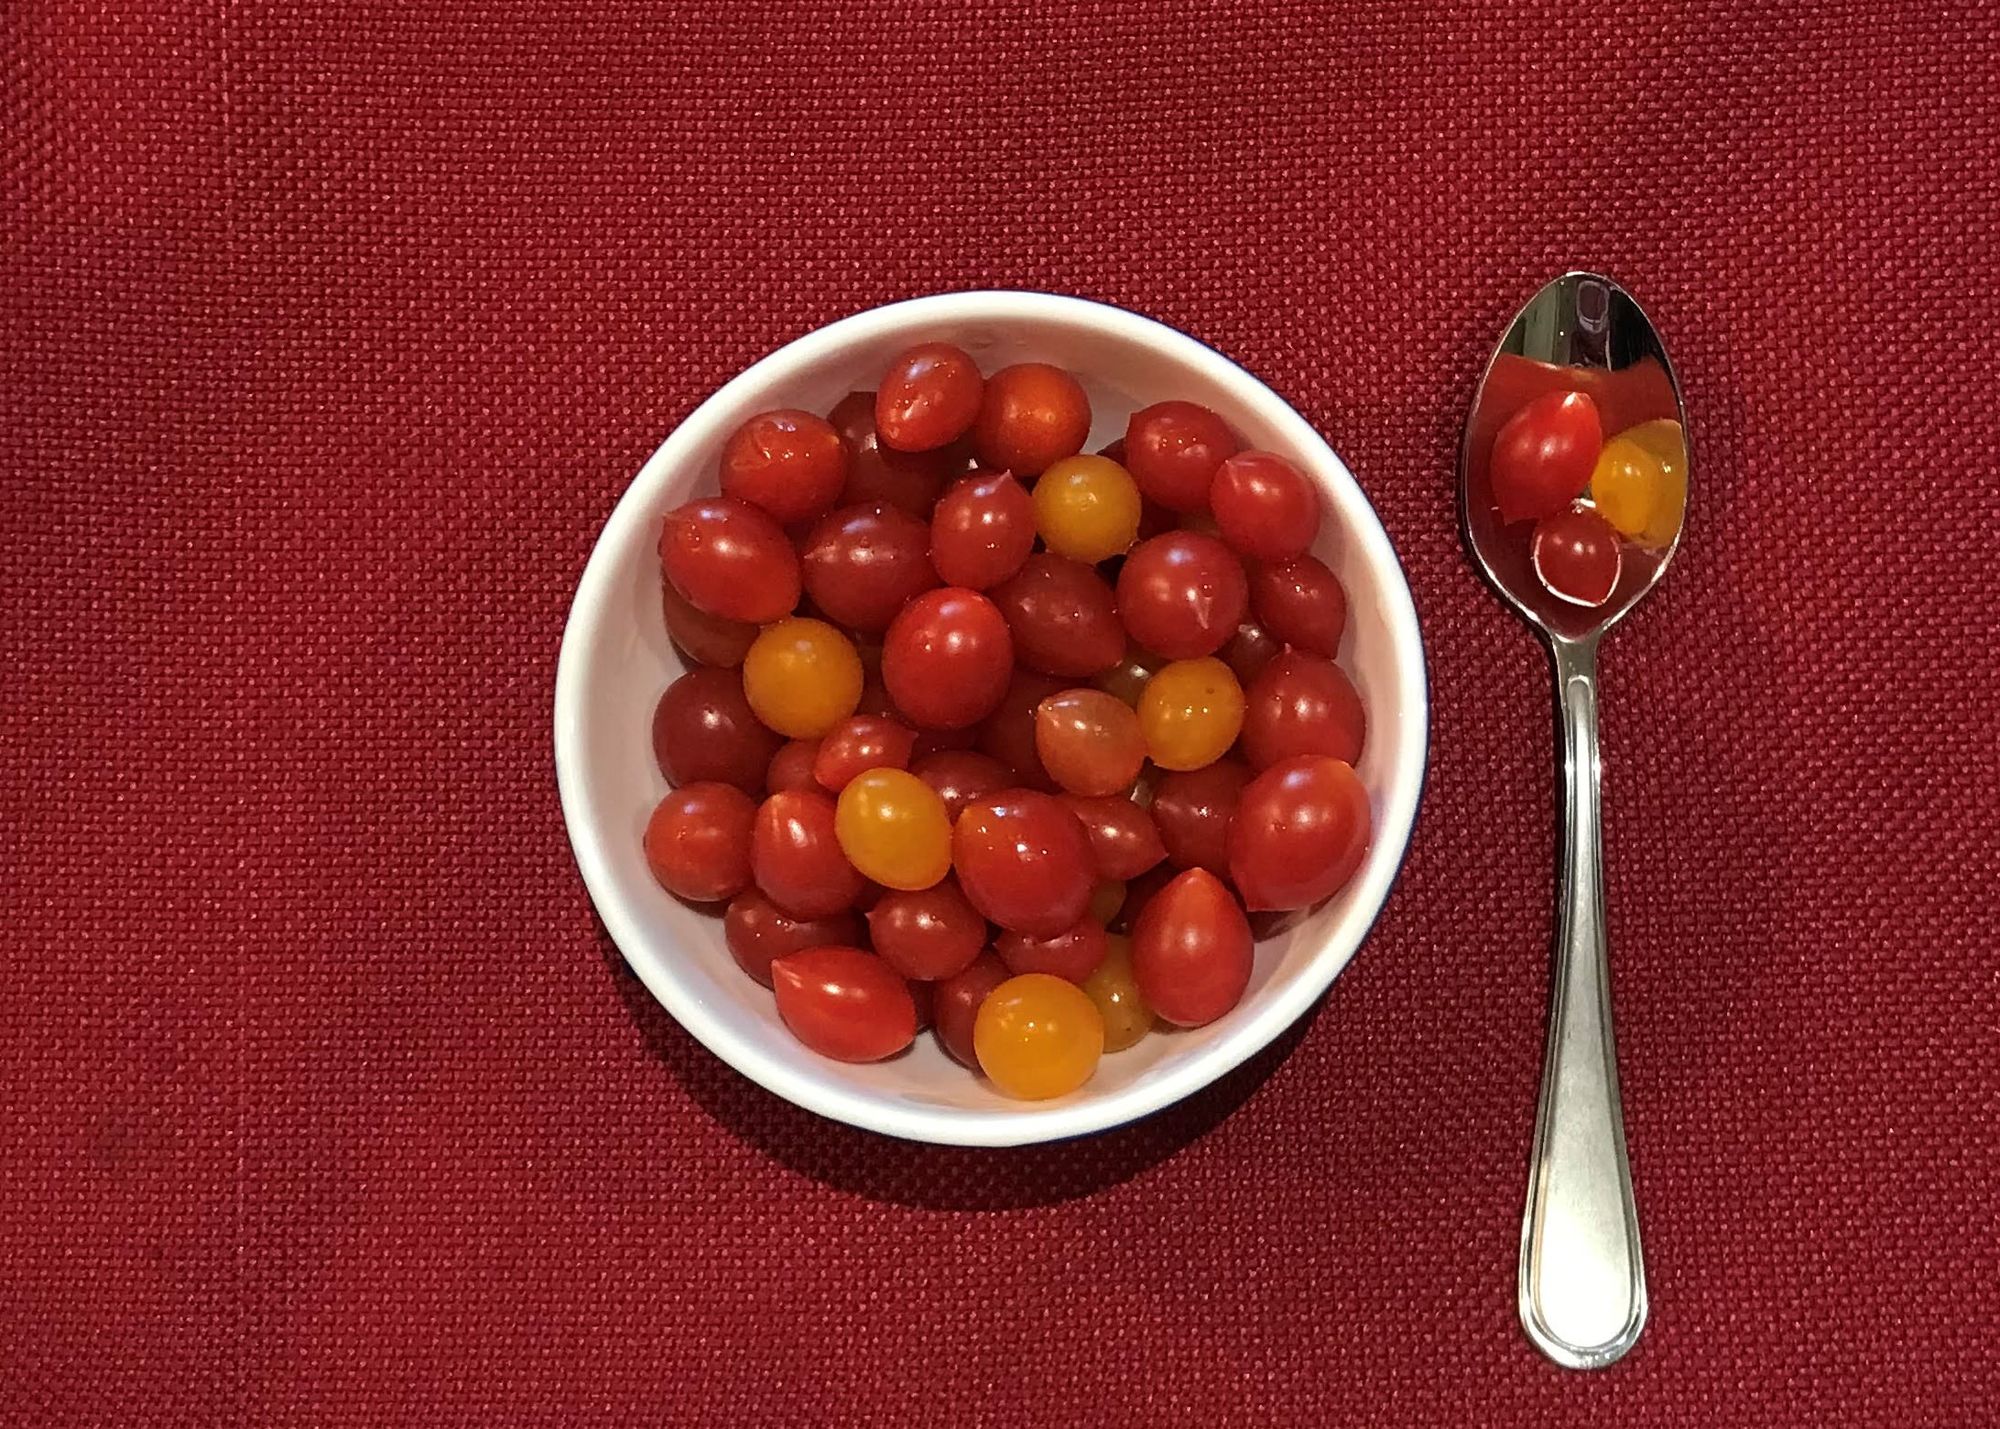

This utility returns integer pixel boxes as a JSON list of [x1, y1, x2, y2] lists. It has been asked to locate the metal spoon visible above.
[[1460, 272, 1687, 1369]]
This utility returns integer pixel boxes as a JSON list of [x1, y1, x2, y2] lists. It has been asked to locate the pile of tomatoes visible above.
[[644, 341, 1372, 1100]]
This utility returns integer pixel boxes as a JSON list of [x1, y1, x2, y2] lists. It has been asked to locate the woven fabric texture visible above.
[[5, 1, 1997, 1424]]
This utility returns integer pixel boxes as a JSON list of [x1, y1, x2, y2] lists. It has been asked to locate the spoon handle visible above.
[[1518, 635, 1647, 1369]]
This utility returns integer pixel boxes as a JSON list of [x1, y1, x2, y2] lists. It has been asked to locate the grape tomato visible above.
[[751, 788, 865, 918], [644, 782, 756, 904], [724, 890, 862, 988], [881, 587, 1014, 730], [1034, 688, 1146, 797], [1490, 390, 1602, 524], [652, 668, 782, 794], [771, 946, 917, 1062], [1124, 401, 1237, 513], [876, 343, 984, 453], [972, 363, 1091, 477], [800, 502, 940, 635], [1229, 755, 1371, 912], [718, 408, 847, 524], [930, 471, 1035, 590], [1241, 650, 1365, 770], [997, 917, 1110, 983], [933, 952, 1011, 1067], [1209, 451, 1320, 561], [952, 789, 1095, 936], [1249, 555, 1347, 660], [1130, 867, 1252, 1028], [813, 715, 917, 792], [660, 497, 802, 624], [1059, 793, 1167, 881], [991, 554, 1127, 678], [866, 880, 987, 981]]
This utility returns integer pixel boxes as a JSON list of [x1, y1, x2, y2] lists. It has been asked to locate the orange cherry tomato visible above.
[[974, 973, 1105, 1099], [742, 618, 864, 739], [1033, 688, 1146, 797], [1081, 934, 1156, 1052], [833, 767, 953, 891], [1138, 657, 1245, 772], [1032, 455, 1142, 563]]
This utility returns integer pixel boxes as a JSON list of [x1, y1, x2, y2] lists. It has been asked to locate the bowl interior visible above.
[[556, 293, 1426, 1145]]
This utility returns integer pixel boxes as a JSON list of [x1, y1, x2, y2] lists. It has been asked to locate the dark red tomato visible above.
[[765, 739, 822, 794], [854, 672, 897, 719], [718, 408, 848, 524], [652, 668, 782, 794], [1111, 861, 1179, 934], [909, 724, 980, 760], [876, 343, 984, 452], [750, 789, 865, 919], [1531, 506, 1622, 606], [990, 553, 1126, 677], [1130, 867, 1253, 1027], [930, 471, 1035, 589], [828, 390, 960, 516], [881, 588, 1014, 731], [771, 946, 917, 1062], [866, 880, 987, 981], [1220, 617, 1283, 685], [813, 715, 917, 792], [953, 790, 1095, 936], [1095, 437, 1127, 463], [1229, 755, 1371, 911], [643, 782, 756, 903], [971, 362, 1091, 477], [659, 497, 801, 624], [1094, 643, 1163, 707], [932, 951, 1011, 1067], [1115, 532, 1249, 660], [661, 578, 758, 668], [1490, 390, 1602, 524], [1208, 450, 1320, 561], [1124, 401, 1238, 513], [908, 977, 935, 1032], [723, 889, 862, 988], [975, 669, 1066, 787], [1150, 758, 1253, 876], [912, 749, 1012, 820], [1059, 793, 1167, 880], [997, 917, 1109, 983], [1034, 688, 1146, 797], [1241, 650, 1366, 770], [1250, 555, 1348, 659], [799, 502, 939, 635]]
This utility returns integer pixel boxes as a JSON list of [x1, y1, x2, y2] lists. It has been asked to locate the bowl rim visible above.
[[554, 289, 1429, 1146]]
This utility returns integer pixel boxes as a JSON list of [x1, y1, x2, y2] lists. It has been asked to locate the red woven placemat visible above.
[[6, 2, 1997, 1424]]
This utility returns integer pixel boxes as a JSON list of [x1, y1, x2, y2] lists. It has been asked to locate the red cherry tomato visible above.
[[659, 497, 801, 624], [911, 749, 1012, 821], [652, 668, 782, 794], [930, 471, 1035, 589], [827, 391, 960, 515], [881, 587, 1014, 730], [661, 579, 758, 668], [1531, 506, 1622, 606], [991, 553, 1126, 677], [1034, 688, 1146, 797], [1124, 401, 1238, 513], [997, 917, 1109, 983], [723, 890, 862, 988], [718, 408, 848, 524], [932, 951, 1011, 1067], [952, 790, 1095, 936], [865, 880, 987, 981], [1490, 390, 1603, 524], [799, 502, 939, 635], [1115, 532, 1249, 660], [1250, 555, 1348, 659], [1150, 758, 1253, 876], [1241, 650, 1366, 770], [876, 343, 984, 452], [813, 715, 917, 792], [750, 789, 865, 918], [1228, 755, 1371, 911], [1058, 793, 1167, 881], [976, 668, 1066, 787], [1221, 617, 1283, 685], [765, 739, 821, 794], [1130, 867, 1253, 1027], [643, 782, 756, 903], [1209, 451, 1320, 561], [971, 363, 1091, 476], [771, 946, 917, 1062]]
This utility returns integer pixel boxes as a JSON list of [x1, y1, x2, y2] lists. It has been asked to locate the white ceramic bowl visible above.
[[555, 291, 1427, 1146]]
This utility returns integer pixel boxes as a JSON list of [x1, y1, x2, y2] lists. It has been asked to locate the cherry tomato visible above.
[[1058, 793, 1167, 880], [1531, 506, 1622, 607], [1130, 867, 1252, 1027], [1490, 390, 1602, 524], [833, 767, 952, 890], [659, 497, 802, 624], [813, 715, 916, 792], [1241, 650, 1365, 770], [1032, 455, 1142, 563], [930, 471, 1035, 589], [1033, 688, 1146, 797], [765, 738, 822, 794], [972, 362, 1091, 476], [652, 668, 782, 794], [1116, 532, 1248, 660], [724, 889, 861, 988], [1094, 643, 1163, 707], [643, 782, 756, 903], [1229, 755, 1371, 911], [718, 408, 848, 524], [952, 790, 1095, 936], [911, 749, 1012, 820], [974, 973, 1105, 1099], [1124, 401, 1238, 513], [771, 946, 917, 1062], [661, 578, 758, 668], [1138, 657, 1245, 771], [828, 390, 960, 515], [881, 587, 1014, 730], [976, 668, 1066, 787], [997, 917, 1109, 983], [1089, 879, 1127, 925], [742, 617, 864, 739], [1150, 758, 1253, 876], [1587, 434, 1664, 538], [1081, 934, 1155, 1052], [991, 554, 1126, 678], [932, 951, 1011, 1067], [876, 343, 983, 452], [866, 879, 987, 981], [1250, 555, 1347, 660], [1221, 617, 1282, 685], [799, 502, 940, 635], [1621, 418, 1688, 549], [1209, 451, 1320, 561], [751, 789, 865, 918], [1112, 861, 1178, 934]]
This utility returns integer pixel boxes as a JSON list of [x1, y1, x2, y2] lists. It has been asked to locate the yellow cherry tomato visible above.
[[834, 767, 951, 890], [1620, 419, 1688, 549], [1587, 435, 1664, 538], [974, 973, 1105, 1099], [742, 617, 863, 738], [1137, 656, 1244, 771], [1032, 455, 1142, 563], [1081, 934, 1156, 1053]]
